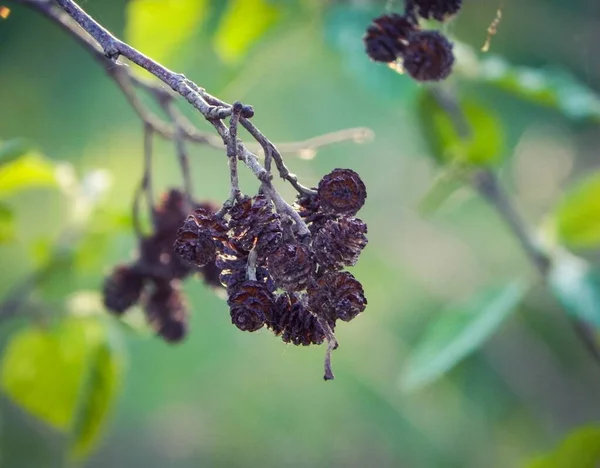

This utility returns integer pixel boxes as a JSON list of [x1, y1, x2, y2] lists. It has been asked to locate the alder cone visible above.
[[318, 168, 367, 216], [312, 216, 368, 270], [191, 206, 229, 241], [309, 271, 367, 322], [173, 216, 217, 268], [228, 195, 282, 257], [403, 31, 454, 82], [199, 260, 224, 289], [269, 293, 328, 346], [145, 281, 188, 343], [153, 189, 187, 242], [267, 242, 315, 292], [412, 0, 462, 21], [295, 191, 321, 224], [363, 13, 417, 63], [103, 265, 145, 314], [227, 280, 274, 332]]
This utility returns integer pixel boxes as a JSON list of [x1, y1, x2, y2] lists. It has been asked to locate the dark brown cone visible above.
[[402, 31, 454, 82], [103, 265, 146, 314], [295, 191, 337, 235], [144, 280, 188, 343], [191, 207, 229, 241], [153, 189, 188, 241], [363, 13, 418, 63], [228, 195, 282, 257], [412, 0, 462, 21], [227, 280, 274, 332], [216, 243, 275, 292], [308, 271, 367, 322], [318, 168, 367, 216], [268, 293, 329, 346], [173, 216, 217, 268], [312, 216, 368, 270], [199, 260, 224, 289], [267, 242, 315, 292]]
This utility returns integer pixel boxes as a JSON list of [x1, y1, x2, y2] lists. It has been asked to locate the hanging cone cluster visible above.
[[102, 189, 223, 342], [363, 0, 461, 82]]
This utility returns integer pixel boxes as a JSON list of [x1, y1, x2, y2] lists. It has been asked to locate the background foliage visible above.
[[1, 0, 600, 467]]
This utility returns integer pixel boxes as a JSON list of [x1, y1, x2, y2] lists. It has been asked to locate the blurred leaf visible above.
[[553, 172, 600, 249], [125, 0, 208, 67], [454, 44, 600, 123], [418, 162, 470, 216], [0, 317, 123, 459], [548, 253, 600, 328], [214, 0, 281, 63], [401, 281, 528, 392], [0, 202, 14, 242], [0, 153, 57, 196], [0, 138, 34, 166], [417, 90, 504, 166], [527, 426, 600, 468], [70, 341, 122, 458]]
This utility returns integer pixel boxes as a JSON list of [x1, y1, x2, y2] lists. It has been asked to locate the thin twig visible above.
[[143, 123, 155, 223], [227, 103, 242, 201], [246, 248, 258, 282], [164, 101, 194, 206], [472, 170, 550, 276], [429, 86, 600, 368], [17, 0, 369, 159]]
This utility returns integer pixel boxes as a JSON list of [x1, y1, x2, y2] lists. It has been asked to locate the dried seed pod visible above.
[[199, 260, 224, 290], [412, 0, 462, 21], [153, 189, 188, 240], [173, 217, 217, 268], [309, 271, 367, 322], [144, 280, 188, 343], [312, 216, 368, 270], [267, 242, 315, 292], [191, 206, 229, 241], [318, 168, 367, 216], [216, 243, 276, 292], [295, 191, 321, 224], [227, 280, 274, 332], [103, 264, 146, 314], [402, 31, 454, 82], [268, 293, 328, 346], [228, 195, 282, 257], [174, 208, 228, 268], [363, 13, 418, 63]]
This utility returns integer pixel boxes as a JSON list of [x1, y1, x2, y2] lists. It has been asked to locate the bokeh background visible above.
[[2, 0, 600, 467]]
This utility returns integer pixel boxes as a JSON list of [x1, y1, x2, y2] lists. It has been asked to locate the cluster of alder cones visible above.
[[364, 0, 463, 81], [103, 169, 368, 378]]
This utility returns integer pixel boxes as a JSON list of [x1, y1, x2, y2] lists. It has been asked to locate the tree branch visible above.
[[429, 86, 600, 368], [15, 0, 371, 156]]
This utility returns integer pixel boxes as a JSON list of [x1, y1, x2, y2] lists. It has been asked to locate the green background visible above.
[[1, 0, 600, 467]]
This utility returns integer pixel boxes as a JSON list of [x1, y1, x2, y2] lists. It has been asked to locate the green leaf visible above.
[[553, 172, 600, 249], [0, 317, 123, 458], [548, 253, 600, 328], [418, 162, 470, 216], [417, 90, 504, 166], [526, 426, 600, 468], [70, 340, 122, 459], [0, 202, 14, 242], [213, 0, 281, 63], [125, 0, 209, 67], [401, 281, 528, 392], [0, 153, 57, 197], [454, 43, 600, 123]]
